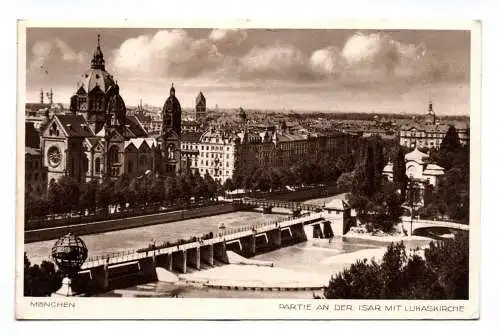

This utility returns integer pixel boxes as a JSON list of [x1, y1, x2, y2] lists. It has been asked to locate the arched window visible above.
[[95, 157, 101, 173], [139, 155, 146, 166], [109, 146, 119, 164]]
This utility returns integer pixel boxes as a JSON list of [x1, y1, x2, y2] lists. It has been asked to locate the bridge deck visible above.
[[81, 212, 324, 269]]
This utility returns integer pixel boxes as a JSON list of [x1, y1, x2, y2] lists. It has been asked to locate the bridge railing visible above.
[[82, 211, 325, 268]]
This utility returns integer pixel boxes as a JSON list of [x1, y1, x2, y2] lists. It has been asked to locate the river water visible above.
[[24, 204, 434, 299], [24, 210, 287, 265]]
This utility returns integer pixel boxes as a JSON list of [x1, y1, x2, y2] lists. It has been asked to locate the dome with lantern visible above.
[[51, 233, 88, 276], [75, 35, 115, 94]]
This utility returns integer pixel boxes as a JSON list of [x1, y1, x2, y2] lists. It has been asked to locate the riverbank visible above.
[[25, 202, 251, 243]]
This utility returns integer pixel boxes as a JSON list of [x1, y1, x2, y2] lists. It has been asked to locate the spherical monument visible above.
[[51, 233, 88, 296]]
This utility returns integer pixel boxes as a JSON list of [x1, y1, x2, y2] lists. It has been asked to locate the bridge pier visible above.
[[186, 247, 201, 270], [200, 244, 214, 266], [292, 223, 308, 242], [156, 253, 173, 271], [312, 223, 324, 238], [269, 229, 282, 248], [172, 250, 187, 273], [241, 235, 256, 257], [214, 242, 229, 264], [89, 263, 109, 292], [322, 221, 334, 238], [138, 257, 157, 280]]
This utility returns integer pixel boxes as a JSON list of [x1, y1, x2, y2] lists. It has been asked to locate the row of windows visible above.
[[401, 131, 445, 138], [200, 145, 231, 151], [198, 168, 230, 176], [200, 152, 230, 159], [199, 160, 231, 167]]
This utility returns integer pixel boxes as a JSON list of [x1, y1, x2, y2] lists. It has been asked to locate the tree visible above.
[[440, 125, 461, 153], [223, 178, 235, 192], [78, 180, 98, 214], [392, 146, 408, 199], [24, 253, 63, 297], [336, 171, 354, 192], [164, 176, 178, 205], [57, 176, 81, 213], [321, 233, 468, 299]]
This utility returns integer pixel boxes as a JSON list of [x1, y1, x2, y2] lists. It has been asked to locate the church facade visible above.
[[40, 35, 180, 187]]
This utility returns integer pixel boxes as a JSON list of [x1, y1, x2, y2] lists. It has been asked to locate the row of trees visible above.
[[341, 125, 470, 231], [339, 137, 406, 232], [229, 136, 370, 193], [420, 126, 470, 222], [320, 232, 469, 299], [25, 170, 222, 220]]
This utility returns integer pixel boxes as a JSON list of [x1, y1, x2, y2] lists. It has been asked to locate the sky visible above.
[[25, 28, 471, 115]]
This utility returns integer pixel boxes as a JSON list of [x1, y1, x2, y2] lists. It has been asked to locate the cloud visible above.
[[28, 38, 87, 87], [310, 46, 345, 77], [208, 29, 247, 53], [111, 29, 239, 79], [29, 38, 86, 73], [306, 32, 458, 88], [237, 44, 318, 81]]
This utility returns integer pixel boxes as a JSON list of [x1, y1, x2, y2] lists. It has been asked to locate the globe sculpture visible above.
[[50, 233, 88, 297]]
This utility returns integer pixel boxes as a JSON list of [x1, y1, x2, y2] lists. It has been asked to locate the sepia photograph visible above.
[[16, 20, 480, 319]]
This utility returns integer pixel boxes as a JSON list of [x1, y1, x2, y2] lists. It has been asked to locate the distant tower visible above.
[[159, 83, 182, 176], [424, 99, 436, 125], [46, 88, 54, 104], [239, 107, 247, 123], [195, 91, 206, 120], [40, 89, 44, 104]]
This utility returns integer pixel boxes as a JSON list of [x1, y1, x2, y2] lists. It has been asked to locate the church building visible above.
[[40, 35, 157, 186], [158, 84, 182, 176]]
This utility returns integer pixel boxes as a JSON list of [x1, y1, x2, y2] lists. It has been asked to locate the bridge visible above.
[[238, 197, 324, 215], [401, 217, 469, 236], [75, 211, 339, 294]]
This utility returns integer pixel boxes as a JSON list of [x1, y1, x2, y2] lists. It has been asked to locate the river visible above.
[[24, 210, 287, 265], [24, 198, 435, 299]]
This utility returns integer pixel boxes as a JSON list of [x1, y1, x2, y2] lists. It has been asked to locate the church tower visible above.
[[159, 83, 182, 176], [195, 91, 206, 120], [70, 34, 116, 134], [424, 99, 436, 125]]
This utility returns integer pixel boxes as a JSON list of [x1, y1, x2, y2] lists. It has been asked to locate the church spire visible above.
[[91, 34, 105, 70]]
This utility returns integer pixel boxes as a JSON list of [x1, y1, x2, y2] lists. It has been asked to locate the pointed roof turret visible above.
[[91, 34, 105, 70], [170, 83, 176, 97]]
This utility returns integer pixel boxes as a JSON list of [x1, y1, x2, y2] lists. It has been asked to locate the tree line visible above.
[[338, 125, 470, 233], [25, 170, 222, 220], [228, 136, 367, 193], [319, 231, 469, 299]]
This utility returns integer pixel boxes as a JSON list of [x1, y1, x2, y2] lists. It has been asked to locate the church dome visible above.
[[77, 68, 115, 94], [162, 83, 182, 135], [75, 34, 115, 94], [405, 148, 429, 164]]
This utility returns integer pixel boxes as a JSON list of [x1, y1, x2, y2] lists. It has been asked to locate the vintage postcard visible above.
[[15, 19, 480, 320]]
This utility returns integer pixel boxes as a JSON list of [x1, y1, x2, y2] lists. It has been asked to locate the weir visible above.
[[172, 250, 187, 273], [75, 211, 344, 295], [200, 244, 214, 266]]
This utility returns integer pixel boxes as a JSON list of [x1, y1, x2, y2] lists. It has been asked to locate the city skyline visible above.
[[26, 28, 470, 115]]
